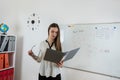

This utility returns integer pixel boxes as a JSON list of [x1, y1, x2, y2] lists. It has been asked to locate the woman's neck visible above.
[[47, 38, 54, 45]]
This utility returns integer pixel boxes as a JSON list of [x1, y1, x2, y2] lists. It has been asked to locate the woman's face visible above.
[[48, 27, 58, 41]]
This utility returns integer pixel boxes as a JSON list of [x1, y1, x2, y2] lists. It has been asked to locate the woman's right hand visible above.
[[28, 50, 33, 56], [56, 60, 63, 68]]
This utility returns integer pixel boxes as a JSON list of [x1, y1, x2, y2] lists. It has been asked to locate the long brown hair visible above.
[[48, 23, 62, 51]]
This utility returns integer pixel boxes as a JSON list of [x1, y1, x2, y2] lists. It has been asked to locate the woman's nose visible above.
[[53, 32, 57, 36]]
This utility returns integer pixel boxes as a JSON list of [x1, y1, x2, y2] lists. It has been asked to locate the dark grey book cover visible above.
[[44, 48, 65, 63]]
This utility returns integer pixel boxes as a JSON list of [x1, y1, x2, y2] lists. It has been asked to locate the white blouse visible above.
[[31, 40, 61, 77]]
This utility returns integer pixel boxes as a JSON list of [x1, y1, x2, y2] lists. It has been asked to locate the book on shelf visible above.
[[0, 36, 9, 52], [4, 53, 9, 68], [0, 54, 4, 70], [8, 36, 15, 51]]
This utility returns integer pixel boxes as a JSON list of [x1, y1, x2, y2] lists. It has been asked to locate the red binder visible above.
[[3, 70, 8, 80], [0, 72, 1, 80], [0, 71, 3, 80], [9, 68, 14, 80], [7, 69, 11, 80], [11, 68, 14, 80], [0, 54, 4, 70], [6, 69, 11, 80], [4, 53, 9, 68]]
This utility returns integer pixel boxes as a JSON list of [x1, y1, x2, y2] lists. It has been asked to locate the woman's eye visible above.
[[51, 31, 54, 33], [56, 32, 58, 34]]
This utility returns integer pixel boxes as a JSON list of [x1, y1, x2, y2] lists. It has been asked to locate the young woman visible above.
[[28, 23, 63, 80]]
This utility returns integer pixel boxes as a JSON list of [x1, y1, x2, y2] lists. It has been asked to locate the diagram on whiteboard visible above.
[[62, 23, 120, 79]]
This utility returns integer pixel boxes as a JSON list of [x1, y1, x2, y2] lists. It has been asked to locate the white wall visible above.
[[1, 0, 120, 80], [0, 0, 18, 34]]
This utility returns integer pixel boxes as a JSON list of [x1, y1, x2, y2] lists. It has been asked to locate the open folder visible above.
[[44, 48, 80, 63]]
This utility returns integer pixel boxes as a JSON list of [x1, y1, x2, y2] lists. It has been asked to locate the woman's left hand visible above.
[[57, 60, 63, 68]]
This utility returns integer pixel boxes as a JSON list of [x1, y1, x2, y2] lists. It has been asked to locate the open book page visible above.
[[62, 48, 80, 62]]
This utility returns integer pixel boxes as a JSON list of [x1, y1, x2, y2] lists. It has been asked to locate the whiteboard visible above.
[[62, 22, 120, 79]]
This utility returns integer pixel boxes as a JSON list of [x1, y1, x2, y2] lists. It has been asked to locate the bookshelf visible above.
[[0, 34, 16, 80]]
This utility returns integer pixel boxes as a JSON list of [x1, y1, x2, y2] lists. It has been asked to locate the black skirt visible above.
[[39, 73, 61, 80]]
